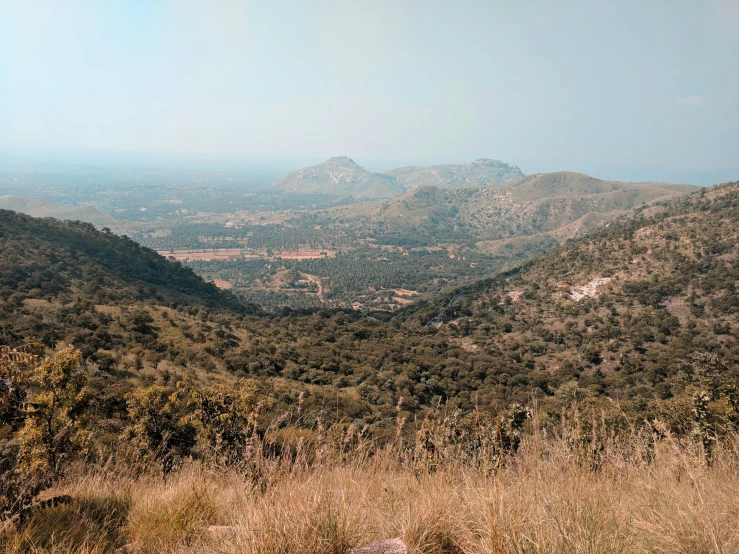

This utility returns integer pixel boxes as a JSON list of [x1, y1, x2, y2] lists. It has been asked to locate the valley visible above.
[[1, 172, 738, 553], [2, 178, 736, 421], [4, 5, 738, 551], [1, 162, 697, 312], [0, 0, 739, 554]]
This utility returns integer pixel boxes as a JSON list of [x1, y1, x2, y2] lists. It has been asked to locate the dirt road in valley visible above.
[[301, 273, 325, 302]]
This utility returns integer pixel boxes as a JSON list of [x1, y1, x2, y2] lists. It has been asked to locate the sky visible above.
[[1, 0, 738, 182]]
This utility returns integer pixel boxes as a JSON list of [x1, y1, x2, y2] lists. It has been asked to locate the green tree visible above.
[[123, 385, 196, 474], [18, 347, 91, 476], [177, 377, 261, 464], [1, 344, 41, 522]]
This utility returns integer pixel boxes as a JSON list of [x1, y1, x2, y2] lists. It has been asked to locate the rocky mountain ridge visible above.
[[384, 158, 524, 189], [270, 156, 528, 198]]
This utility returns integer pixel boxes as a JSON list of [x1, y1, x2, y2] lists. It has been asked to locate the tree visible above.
[[123, 385, 196, 474], [1, 344, 41, 522], [17, 347, 91, 476], [177, 377, 261, 465]]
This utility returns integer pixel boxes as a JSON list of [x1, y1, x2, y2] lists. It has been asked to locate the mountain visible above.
[[270, 156, 405, 199], [384, 158, 524, 189], [325, 171, 697, 252], [0, 209, 252, 319], [0, 196, 118, 228]]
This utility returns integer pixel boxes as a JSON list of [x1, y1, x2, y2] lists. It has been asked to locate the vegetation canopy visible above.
[[0, 181, 738, 551]]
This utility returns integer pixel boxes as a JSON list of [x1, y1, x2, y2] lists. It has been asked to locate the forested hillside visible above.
[[0, 210, 255, 346], [396, 182, 739, 418], [1, 183, 737, 427]]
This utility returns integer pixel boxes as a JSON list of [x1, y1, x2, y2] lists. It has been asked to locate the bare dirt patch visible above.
[[570, 277, 612, 301], [393, 289, 419, 297], [456, 337, 479, 352], [507, 290, 524, 302]]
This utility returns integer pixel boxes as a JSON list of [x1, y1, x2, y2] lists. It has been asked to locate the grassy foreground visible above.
[[2, 424, 738, 554]]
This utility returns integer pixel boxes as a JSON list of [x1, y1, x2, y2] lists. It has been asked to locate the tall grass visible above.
[[2, 416, 738, 553]]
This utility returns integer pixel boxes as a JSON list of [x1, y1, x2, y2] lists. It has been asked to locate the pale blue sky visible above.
[[1, 0, 738, 181]]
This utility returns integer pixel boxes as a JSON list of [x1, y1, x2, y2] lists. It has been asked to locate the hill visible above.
[[270, 156, 405, 199], [506, 171, 694, 199], [0, 196, 118, 228], [395, 181, 739, 414], [0, 210, 253, 325], [0, 182, 735, 424], [384, 158, 524, 189], [325, 172, 697, 252]]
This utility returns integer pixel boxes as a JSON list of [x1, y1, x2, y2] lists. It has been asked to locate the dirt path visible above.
[[301, 273, 325, 303]]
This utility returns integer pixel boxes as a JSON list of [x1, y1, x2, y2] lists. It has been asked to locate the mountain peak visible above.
[[270, 157, 404, 199], [326, 156, 356, 164]]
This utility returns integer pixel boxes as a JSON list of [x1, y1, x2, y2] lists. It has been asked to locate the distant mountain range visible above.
[[270, 156, 526, 199], [269, 156, 704, 201], [385, 158, 524, 189]]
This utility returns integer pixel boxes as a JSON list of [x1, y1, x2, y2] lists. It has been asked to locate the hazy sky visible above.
[[1, 0, 738, 179]]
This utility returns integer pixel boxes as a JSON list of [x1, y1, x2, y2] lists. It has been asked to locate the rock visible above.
[[349, 537, 408, 554]]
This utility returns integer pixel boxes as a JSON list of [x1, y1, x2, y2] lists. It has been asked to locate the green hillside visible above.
[[0, 210, 254, 332]]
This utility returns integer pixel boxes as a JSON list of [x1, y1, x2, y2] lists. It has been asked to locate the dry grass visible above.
[[2, 431, 739, 553], [0, 410, 739, 554]]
